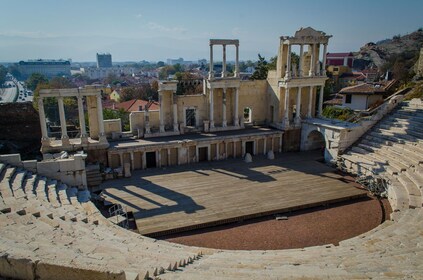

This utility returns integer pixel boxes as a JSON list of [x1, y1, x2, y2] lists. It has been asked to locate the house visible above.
[[114, 99, 160, 112], [109, 89, 121, 102], [339, 83, 386, 110], [326, 52, 354, 68]]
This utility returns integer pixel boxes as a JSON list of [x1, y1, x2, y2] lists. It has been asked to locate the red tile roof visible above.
[[339, 83, 386, 95], [115, 99, 160, 112]]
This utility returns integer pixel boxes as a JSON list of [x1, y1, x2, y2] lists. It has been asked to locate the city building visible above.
[[18, 59, 71, 78], [339, 82, 386, 110], [96, 53, 112, 68], [326, 52, 354, 68]]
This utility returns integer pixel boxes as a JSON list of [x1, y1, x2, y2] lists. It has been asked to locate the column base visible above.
[[234, 118, 239, 127], [160, 125, 165, 133], [80, 136, 89, 144], [99, 135, 108, 144], [282, 118, 290, 129], [41, 137, 50, 146], [306, 114, 313, 119], [210, 121, 215, 128], [294, 117, 302, 127], [173, 124, 179, 132], [222, 121, 227, 128], [61, 136, 70, 146]]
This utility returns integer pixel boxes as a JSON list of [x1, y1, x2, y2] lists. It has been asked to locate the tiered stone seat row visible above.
[[0, 163, 202, 280], [1, 100, 423, 279]]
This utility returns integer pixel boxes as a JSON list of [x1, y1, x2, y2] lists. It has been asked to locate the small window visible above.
[[345, 94, 352, 104], [333, 67, 339, 71]]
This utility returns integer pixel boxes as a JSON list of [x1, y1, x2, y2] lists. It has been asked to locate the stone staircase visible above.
[[0, 162, 202, 280], [1, 100, 423, 279]]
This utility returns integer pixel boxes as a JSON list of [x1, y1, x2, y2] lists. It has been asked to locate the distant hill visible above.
[[353, 29, 423, 70]]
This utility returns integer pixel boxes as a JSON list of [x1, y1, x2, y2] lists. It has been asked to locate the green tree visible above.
[[0, 65, 7, 86], [27, 73, 48, 91], [267, 56, 277, 71], [250, 54, 268, 80]]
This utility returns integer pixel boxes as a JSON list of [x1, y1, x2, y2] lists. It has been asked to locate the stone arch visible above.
[[304, 130, 326, 151]]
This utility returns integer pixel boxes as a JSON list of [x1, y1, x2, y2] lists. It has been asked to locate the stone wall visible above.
[[0, 153, 87, 187], [104, 119, 122, 138]]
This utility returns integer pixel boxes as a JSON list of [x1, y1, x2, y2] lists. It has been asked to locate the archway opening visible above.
[[243, 107, 252, 123], [306, 130, 325, 151]]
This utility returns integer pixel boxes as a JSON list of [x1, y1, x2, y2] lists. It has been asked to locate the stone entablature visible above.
[[38, 87, 109, 153]]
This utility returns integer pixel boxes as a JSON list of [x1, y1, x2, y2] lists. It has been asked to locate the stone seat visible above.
[[397, 174, 422, 208]]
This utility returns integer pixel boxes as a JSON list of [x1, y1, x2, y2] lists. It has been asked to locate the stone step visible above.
[[397, 175, 422, 208], [22, 174, 37, 199], [0, 166, 16, 198], [57, 183, 71, 205], [34, 177, 48, 202], [10, 169, 27, 199], [46, 180, 61, 208], [385, 175, 409, 211]]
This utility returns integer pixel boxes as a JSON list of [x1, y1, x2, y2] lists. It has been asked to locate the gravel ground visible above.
[[160, 176, 392, 250]]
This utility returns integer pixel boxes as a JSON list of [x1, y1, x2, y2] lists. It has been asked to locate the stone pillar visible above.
[[309, 44, 315, 77], [96, 95, 106, 143], [283, 87, 290, 128], [38, 97, 49, 144], [263, 138, 267, 155], [130, 152, 134, 171], [285, 43, 292, 79], [216, 142, 219, 160], [142, 152, 146, 169], [318, 85, 324, 117], [195, 147, 199, 163], [234, 87, 239, 126], [299, 44, 304, 77], [322, 44, 328, 76], [235, 44, 240, 77], [159, 91, 165, 133], [222, 88, 227, 127], [157, 150, 161, 168], [209, 88, 214, 128], [172, 92, 179, 132], [57, 96, 69, 145], [167, 149, 171, 166], [307, 86, 313, 118], [209, 44, 214, 79], [144, 106, 151, 134], [233, 142, 236, 158], [77, 96, 88, 143], [225, 142, 228, 159], [222, 44, 226, 78], [295, 86, 302, 127]]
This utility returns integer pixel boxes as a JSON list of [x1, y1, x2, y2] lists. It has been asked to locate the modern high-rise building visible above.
[[96, 53, 112, 68]]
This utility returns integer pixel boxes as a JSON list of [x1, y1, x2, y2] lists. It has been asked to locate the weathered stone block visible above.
[[0, 154, 22, 166], [37, 161, 60, 175], [23, 160, 37, 172], [0, 254, 35, 280]]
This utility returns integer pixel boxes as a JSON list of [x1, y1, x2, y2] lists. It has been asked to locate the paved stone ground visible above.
[[160, 182, 392, 250]]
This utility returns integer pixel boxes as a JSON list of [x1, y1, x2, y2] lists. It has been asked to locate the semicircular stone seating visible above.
[[1, 99, 423, 280]]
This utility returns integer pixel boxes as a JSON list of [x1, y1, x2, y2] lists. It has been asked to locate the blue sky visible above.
[[0, 0, 422, 62]]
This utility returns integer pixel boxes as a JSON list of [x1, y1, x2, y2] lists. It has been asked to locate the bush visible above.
[[322, 106, 354, 121]]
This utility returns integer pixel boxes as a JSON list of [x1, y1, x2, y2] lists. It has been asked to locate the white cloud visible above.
[[136, 13, 143, 18], [147, 22, 187, 34]]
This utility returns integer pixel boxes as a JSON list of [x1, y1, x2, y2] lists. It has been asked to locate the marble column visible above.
[[58, 96, 69, 145], [234, 87, 239, 126], [167, 149, 171, 166], [235, 44, 240, 77], [283, 87, 290, 128], [209, 44, 214, 79], [222, 88, 227, 127], [222, 45, 226, 78], [318, 85, 324, 117], [77, 96, 88, 143], [309, 44, 315, 77], [130, 152, 134, 171], [263, 138, 267, 155], [294, 87, 302, 127], [209, 88, 214, 128], [285, 43, 292, 79], [299, 44, 304, 77], [307, 86, 313, 118], [144, 106, 151, 134], [172, 92, 179, 132], [38, 97, 49, 143], [159, 91, 165, 132], [322, 44, 328, 76], [96, 95, 106, 142]]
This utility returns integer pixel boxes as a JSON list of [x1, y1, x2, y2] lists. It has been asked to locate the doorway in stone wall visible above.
[[198, 147, 208, 162], [245, 141, 254, 155], [146, 152, 156, 168], [185, 108, 196, 127]]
